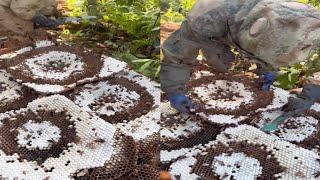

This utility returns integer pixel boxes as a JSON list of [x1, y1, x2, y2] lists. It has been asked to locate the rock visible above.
[[10, 0, 57, 20], [40, 0, 58, 16], [0, 6, 33, 35], [250, 17, 268, 36], [0, 0, 11, 7]]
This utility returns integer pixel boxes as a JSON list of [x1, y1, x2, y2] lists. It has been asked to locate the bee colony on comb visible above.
[[161, 66, 320, 179], [0, 41, 160, 179], [168, 125, 320, 180], [4, 44, 127, 94]]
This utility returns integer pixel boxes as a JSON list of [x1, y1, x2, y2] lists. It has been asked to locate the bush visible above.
[[65, 0, 160, 81], [161, 0, 196, 23]]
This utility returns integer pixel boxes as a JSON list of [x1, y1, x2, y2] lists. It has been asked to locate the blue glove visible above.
[[168, 93, 198, 113], [33, 12, 65, 28], [262, 72, 277, 91]]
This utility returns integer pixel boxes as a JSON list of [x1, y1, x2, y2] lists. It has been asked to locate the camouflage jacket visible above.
[[161, 0, 320, 94]]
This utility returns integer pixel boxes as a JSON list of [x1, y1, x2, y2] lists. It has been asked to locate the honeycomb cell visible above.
[[0, 70, 37, 113], [168, 125, 320, 180], [187, 73, 278, 124], [0, 95, 136, 179], [6, 45, 126, 94]]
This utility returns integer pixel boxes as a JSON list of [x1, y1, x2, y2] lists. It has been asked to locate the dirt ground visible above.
[[160, 23, 180, 44]]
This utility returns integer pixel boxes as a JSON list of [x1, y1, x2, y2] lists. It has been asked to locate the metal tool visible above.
[[0, 36, 8, 48], [261, 112, 291, 132]]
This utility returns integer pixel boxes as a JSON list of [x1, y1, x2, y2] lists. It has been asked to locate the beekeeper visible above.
[[161, 0, 320, 114]]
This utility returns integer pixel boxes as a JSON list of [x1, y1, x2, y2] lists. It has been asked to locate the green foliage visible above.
[[67, 0, 87, 16], [114, 52, 160, 80], [161, 8, 185, 23], [161, 0, 196, 23], [65, 0, 160, 80], [299, 0, 320, 7], [274, 50, 320, 89], [99, 0, 160, 39], [275, 64, 306, 89], [269, 1, 320, 89]]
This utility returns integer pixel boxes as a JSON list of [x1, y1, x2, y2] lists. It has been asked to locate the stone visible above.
[[10, 0, 57, 20], [0, 0, 11, 7], [250, 18, 268, 36], [0, 6, 33, 35]]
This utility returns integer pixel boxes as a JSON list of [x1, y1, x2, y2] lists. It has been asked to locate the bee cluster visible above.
[[0, 41, 160, 179]]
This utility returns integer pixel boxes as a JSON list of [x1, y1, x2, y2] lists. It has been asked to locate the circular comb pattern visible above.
[[160, 101, 224, 165], [187, 74, 274, 125], [6, 45, 127, 93], [69, 74, 153, 124], [1, 41, 160, 179], [69, 70, 160, 141], [169, 125, 320, 180], [253, 108, 320, 153], [256, 111, 319, 142], [68, 70, 160, 179], [0, 95, 136, 179], [0, 70, 37, 113], [0, 40, 55, 61]]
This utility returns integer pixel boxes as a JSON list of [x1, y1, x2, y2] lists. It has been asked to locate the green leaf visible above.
[[139, 60, 153, 72], [132, 59, 153, 63]]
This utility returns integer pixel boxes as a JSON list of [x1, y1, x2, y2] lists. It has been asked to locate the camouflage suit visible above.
[[161, 0, 320, 94]]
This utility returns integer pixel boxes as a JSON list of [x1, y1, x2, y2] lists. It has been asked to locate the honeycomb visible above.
[[187, 73, 280, 125], [0, 95, 137, 179], [162, 68, 320, 179], [0, 42, 160, 179], [254, 104, 320, 153], [0, 70, 37, 113], [0, 40, 55, 61], [67, 69, 160, 143], [160, 101, 224, 165], [169, 125, 320, 180], [5, 44, 127, 94]]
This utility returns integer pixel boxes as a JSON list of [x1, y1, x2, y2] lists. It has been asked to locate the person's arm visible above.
[[160, 21, 201, 94]]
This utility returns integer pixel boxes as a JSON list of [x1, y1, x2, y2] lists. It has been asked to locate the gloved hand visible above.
[[262, 72, 277, 91], [283, 84, 320, 113], [33, 12, 65, 28], [168, 93, 198, 113]]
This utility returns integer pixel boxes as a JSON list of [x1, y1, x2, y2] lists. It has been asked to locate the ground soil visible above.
[[160, 23, 180, 44], [0, 29, 51, 53]]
